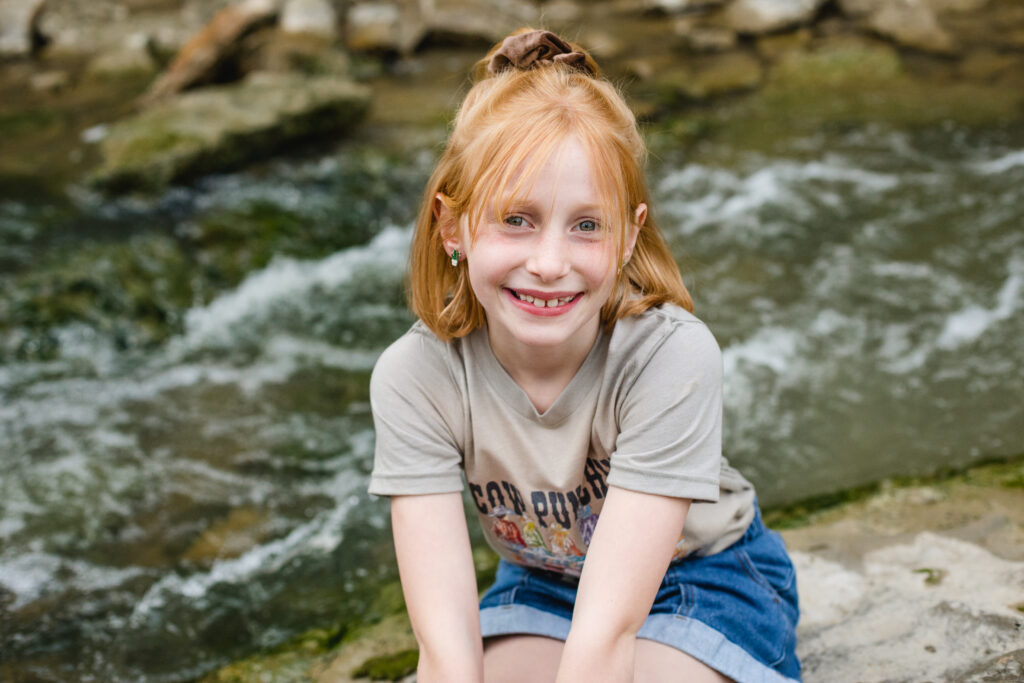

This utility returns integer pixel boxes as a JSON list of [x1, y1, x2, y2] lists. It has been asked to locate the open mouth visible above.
[[508, 289, 578, 308]]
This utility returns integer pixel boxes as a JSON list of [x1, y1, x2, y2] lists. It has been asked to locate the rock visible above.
[[240, 28, 350, 75], [420, 0, 539, 47], [280, 0, 337, 39], [793, 534, 1024, 681], [345, 1, 425, 54], [90, 73, 370, 193], [755, 28, 812, 59], [650, 51, 763, 101], [675, 20, 738, 52], [85, 43, 159, 81], [867, 1, 956, 54], [29, 69, 69, 93], [0, 0, 47, 57], [642, 0, 725, 13], [721, 0, 828, 35], [142, 0, 281, 103]]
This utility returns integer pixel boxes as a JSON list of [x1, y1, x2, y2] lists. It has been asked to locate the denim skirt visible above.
[[479, 505, 801, 682]]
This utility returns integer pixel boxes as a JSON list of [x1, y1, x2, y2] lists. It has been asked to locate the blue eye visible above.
[[577, 219, 600, 232]]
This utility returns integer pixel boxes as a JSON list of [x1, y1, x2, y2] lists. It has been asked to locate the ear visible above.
[[623, 203, 646, 263], [434, 193, 464, 256]]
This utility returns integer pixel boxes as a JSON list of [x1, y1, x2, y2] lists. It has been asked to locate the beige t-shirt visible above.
[[368, 305, 755, 577]]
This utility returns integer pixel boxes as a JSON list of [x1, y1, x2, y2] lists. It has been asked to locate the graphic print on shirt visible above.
[[470, 457, 611, 575]]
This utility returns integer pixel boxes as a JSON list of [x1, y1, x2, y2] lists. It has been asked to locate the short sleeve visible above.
[[607, 321, 722, 502], [367, 328, 466, 497]]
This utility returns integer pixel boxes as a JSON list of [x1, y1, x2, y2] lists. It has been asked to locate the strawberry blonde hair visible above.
[[409, 28, 693, 340]]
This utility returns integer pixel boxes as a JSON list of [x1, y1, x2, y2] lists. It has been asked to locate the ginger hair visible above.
[[409, 28, 693, 340]]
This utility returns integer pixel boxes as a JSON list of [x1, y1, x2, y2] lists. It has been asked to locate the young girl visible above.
[[368, 29, 800, 683]]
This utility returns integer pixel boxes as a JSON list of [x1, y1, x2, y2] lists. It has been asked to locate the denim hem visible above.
[[480, 604, 572, 641], [638, 614, 799, 683]]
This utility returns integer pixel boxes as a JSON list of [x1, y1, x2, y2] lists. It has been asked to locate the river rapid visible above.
[[2, 120, 1023, 680]]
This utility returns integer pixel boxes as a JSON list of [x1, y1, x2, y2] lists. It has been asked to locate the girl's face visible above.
[[442, 136, 644, 367]]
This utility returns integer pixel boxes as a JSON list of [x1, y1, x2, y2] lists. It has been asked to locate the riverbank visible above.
[[201, 455, 1024, 682]]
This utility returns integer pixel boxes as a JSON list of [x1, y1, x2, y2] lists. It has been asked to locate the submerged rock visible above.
[[89, 72, 370, 193]]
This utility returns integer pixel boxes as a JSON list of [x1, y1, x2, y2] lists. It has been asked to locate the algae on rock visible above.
[[90, 73, 371, 194]]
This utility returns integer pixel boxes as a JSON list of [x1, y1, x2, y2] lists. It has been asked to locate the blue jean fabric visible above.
[[479, 504, 801, 682]]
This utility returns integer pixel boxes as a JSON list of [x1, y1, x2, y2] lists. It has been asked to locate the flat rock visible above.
[[90, 72, 370, 193], [793, 534, 1024, 680]]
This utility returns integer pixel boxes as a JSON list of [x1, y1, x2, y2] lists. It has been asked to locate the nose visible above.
[[525, 229, 572, 281]]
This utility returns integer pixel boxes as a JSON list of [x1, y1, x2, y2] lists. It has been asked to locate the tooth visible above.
[[523, 294, 534, 303], [546, 299, 558, 307], [532, 298, 545, 307]]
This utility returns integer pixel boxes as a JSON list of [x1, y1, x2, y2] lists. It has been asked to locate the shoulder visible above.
[[371, 321, 463, 397], [609, 305, 721, 383]]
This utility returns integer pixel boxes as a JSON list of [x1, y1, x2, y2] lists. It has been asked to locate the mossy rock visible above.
[[89, 73, 370, 194], [351, 649, 418, 681]]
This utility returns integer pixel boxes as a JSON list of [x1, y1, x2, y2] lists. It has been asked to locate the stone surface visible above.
[[280, 0, 337, 39], [85, 44, 159, 81], [142, 0, 281, 103], [867, 1, 956, 54], [91, 72, 370, 193], [649, 51, 764, 101], [345, 1, 424, 54], [420, 0, 539, 46], [721, 0, 828, 34], [794, 535, 1024, 680], [0, 0, 47, 56]]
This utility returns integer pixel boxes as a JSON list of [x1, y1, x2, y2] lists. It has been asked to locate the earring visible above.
[[450, 249, 460, 267]]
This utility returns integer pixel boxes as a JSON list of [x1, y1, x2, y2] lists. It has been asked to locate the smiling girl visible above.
[[368, 29, 800, 683]]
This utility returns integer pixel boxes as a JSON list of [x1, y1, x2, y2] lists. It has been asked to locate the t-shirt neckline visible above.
[[469, 324, 607, 425]]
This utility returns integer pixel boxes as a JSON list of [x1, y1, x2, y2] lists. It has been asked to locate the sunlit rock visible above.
[[280, 0, 338, 39]]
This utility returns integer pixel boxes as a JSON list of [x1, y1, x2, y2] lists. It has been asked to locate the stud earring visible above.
[[450, 249, 460, 267]]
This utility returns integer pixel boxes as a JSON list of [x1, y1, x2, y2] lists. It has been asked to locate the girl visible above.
[[368, 29, 800, 683]]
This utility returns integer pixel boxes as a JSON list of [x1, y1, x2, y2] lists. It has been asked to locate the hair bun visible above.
[[486, 30, 596, 77]]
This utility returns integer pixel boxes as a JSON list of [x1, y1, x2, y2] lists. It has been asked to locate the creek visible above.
[[1, 118, 1022, 680]]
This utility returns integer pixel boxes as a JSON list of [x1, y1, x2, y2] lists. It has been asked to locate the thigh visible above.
[[483, 634, 564, 683], [635, 639, 734, 683]]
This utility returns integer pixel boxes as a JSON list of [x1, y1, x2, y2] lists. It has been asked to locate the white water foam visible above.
[[0, 551, 149, 610], [972, 148, 1024, 175], [129, 481, 362, 624], [178, 225, 411, 352]]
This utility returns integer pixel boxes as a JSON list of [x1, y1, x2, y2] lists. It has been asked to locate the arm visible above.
[[392, 492, 483, 683], [555, 486, 691, 683]]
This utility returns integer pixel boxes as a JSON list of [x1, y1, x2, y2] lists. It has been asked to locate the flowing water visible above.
[[1, 121, 1022, 680]]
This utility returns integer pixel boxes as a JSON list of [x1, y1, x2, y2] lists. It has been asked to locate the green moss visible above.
[[0, 108, 62, 135], [352, 649, 418, 681], [913, 567, 948, 586], [763, 454, 1024, 530]]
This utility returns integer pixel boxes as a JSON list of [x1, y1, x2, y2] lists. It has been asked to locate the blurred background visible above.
[[1, 0, 1023, 680]]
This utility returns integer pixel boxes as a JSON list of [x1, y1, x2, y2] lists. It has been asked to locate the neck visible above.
[[487, 322, 599, 413]]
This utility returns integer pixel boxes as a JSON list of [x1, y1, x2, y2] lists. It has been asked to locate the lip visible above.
[[504, 287, 583, 316]]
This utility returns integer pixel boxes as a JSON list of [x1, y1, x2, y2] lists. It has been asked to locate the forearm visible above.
[[555, 487, 691, 683], [391, 494, 484, 682]]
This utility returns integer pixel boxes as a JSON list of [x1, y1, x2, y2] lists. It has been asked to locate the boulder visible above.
[[721, 0, 828, 35], [142, 0, 281, 103], [345, 1, 425, 54], [867, 1, 956, 54], [0, 0, 47, 57], [280, 0, 338, 39], [644, 50, 763, 103], [420, 0, 539, 47], [85, 41, 159, 81], [90, 72, 370, 193]]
